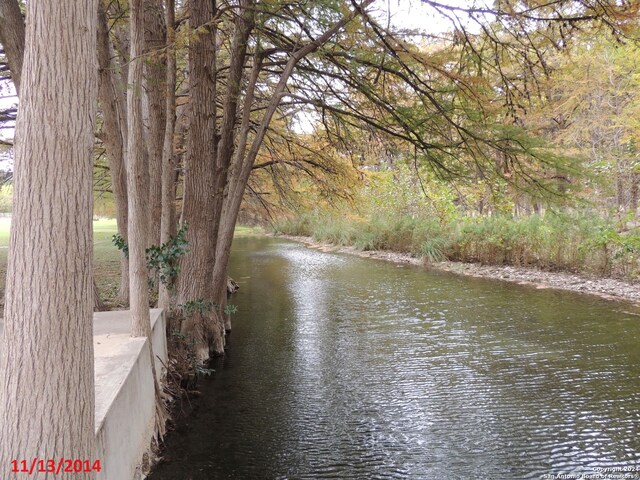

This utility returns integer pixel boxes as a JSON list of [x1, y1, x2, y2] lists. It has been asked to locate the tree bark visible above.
[[0, 0, 98, 476], [180, 0, 374, 361], [144, 0, 166, 249], [127, 0, 167, 439], [214, 53, 262, 332], [208, 0, 254, 331], [158, 0, 177, 311], [93, 277, 104, 311], [110, 15, 130, 108], [630, 171, 639, 215], [127, 0, 151, 337], [97, 2, 130, 304], [177, 0, 222, 360], [0, 0, 25, 92], [213, 0, 254, 221]]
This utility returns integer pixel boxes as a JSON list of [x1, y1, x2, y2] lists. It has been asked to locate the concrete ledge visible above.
[[94, 309, 167, 480], [93, 308, 167, 385]]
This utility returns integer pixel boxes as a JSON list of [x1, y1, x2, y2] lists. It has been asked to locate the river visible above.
[[150, 236, 640, 479]]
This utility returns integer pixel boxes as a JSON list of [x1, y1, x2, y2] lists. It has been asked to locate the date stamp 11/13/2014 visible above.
[[10, 459, 102, 475]]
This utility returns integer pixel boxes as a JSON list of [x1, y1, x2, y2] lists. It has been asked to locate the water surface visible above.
[[151, 237, 640, 479]]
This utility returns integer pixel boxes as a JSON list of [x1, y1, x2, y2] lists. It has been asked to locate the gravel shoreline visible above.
[[277, 234, 640, 304]]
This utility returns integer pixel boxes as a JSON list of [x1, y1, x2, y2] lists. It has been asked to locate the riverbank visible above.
[[277, 234, 640, 304]]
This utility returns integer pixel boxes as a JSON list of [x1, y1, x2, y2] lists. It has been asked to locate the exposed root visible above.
[[227, 276, 239, 294], [146, 311, 218, 477]]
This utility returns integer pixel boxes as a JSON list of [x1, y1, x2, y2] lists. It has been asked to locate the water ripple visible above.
[[151, 238, 640, 480]]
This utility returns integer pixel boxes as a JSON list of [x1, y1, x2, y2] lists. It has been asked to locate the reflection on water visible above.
[[150, 237, 640, 480]]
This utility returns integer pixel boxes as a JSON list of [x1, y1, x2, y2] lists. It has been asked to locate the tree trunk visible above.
[[0, 0, 25, 92], [213, 0, 254, 228], [214, 53, 262, 332], [177, 0, 222, 360], [207, 0, 254, 332], [630, 171, 639, 216], [93, 277, 104, 311], [180, 0, 374, 361], [127, 0, 151, 338], [0, 0, 98, 476], [213, 1, 374, 334], [110, 16, 130, 109], [158, 0, 177, 311], [616, 161, 625, 213], [144, 0, 166, 249], [97, 3, 130, 304], [127, 0, 167, 439]]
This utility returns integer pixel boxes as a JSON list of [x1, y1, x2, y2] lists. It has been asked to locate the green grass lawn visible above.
[[233, 224, 264, 236], [0, 218, 123, 311], [0, 217, 10, 244], [92, 218, 124, 308], [0, 218, 263, 311], [0, 217, 120, 248], [0, 218, 10, 274]]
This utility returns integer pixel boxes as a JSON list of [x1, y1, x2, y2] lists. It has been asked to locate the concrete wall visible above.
[[93, 309, 167, 480]]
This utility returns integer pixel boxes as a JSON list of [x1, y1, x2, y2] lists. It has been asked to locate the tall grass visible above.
[[273, 211, 640, 279]]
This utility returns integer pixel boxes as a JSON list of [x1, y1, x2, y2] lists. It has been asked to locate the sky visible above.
[[375, 0, 443, 30], [375, 0, 480, 33], [0, 82, 16, 141], [0, 81, 16, 171]]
